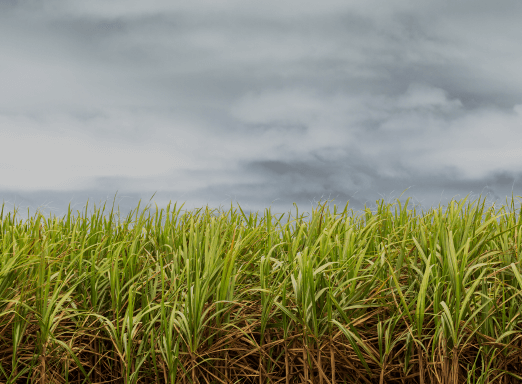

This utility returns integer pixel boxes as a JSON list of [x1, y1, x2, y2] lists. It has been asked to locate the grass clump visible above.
[[1, 194, 522, 383]]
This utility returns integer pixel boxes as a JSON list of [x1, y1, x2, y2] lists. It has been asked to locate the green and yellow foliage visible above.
[[1, 194, 522, 383]]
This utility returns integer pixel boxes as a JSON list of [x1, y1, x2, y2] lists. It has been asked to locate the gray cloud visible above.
[[1, 0, 522, 220]]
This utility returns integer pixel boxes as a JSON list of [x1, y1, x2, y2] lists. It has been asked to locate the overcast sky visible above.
[[1, 0, 522, 222]]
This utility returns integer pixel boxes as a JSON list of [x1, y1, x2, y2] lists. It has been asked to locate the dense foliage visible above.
[[1, 195, 522, 383]]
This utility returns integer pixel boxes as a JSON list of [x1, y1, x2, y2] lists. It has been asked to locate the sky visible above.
[[1, 0, 522, 222]]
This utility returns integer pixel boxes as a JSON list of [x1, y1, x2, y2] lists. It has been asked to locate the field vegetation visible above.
[[1, 194, 522, 383]]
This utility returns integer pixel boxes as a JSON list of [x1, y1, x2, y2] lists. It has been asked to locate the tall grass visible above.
[[1, 194, 522, 383]]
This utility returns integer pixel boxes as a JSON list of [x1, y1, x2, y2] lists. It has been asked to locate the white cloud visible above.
[[0, 112, 192, 191], [362, 103, 522, 180], [408, 108, 522, 179], [230, 85, 522, 181], [395, 84, 462, 111]]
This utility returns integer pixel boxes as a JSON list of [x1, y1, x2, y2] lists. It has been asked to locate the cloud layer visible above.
[[1, 0, 522, 219]]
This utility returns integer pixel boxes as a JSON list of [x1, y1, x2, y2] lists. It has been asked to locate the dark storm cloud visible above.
[[1, 0, 522, 219]]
